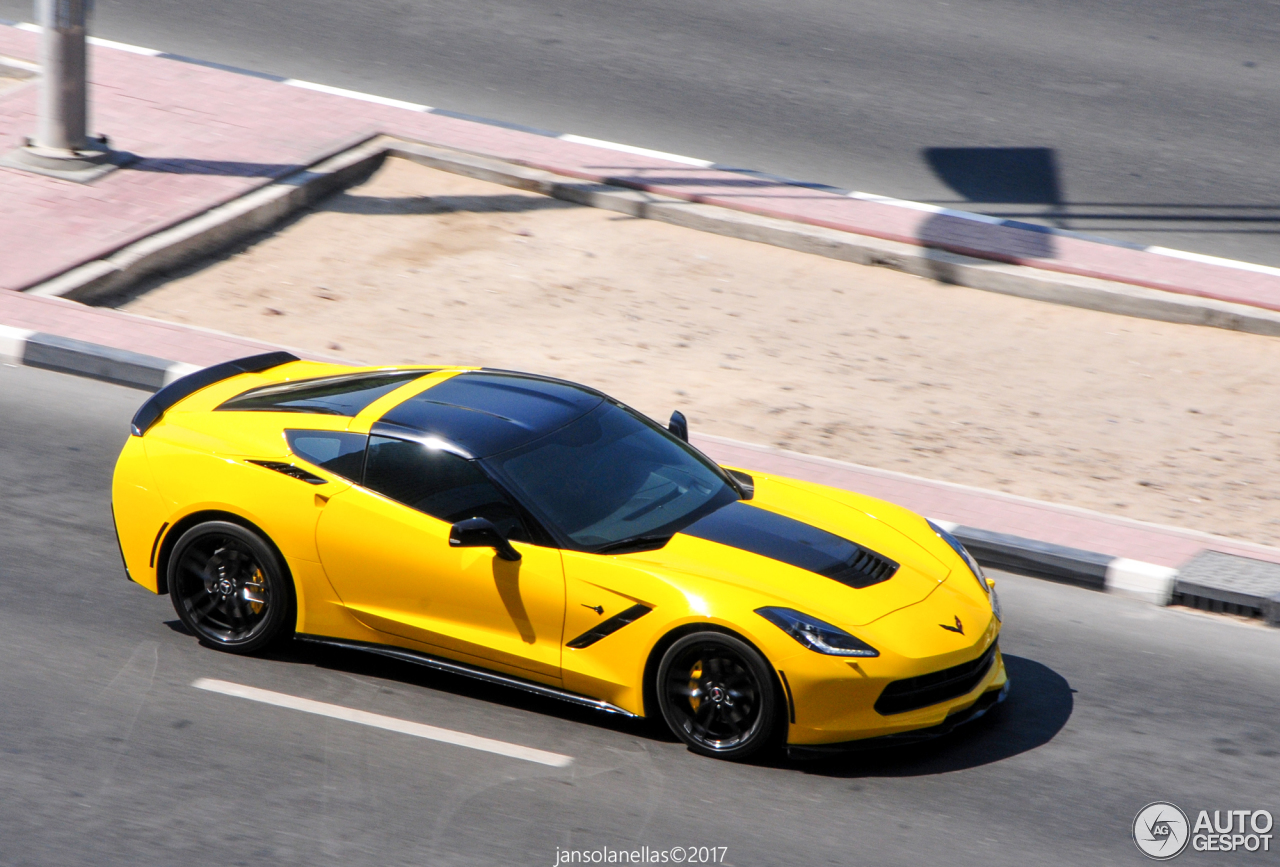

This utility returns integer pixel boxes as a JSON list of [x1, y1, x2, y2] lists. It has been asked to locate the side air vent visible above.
[[874, 642, 998, 715], [566, 604, 653, 649], [248, 460, 327, 485]]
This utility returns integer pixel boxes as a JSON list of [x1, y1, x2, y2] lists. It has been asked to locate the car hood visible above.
[[627, 475, 952, 627]]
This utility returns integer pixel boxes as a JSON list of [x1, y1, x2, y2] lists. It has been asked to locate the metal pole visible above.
[[0, 0, 130, 179], [36, 0, 90, 152]]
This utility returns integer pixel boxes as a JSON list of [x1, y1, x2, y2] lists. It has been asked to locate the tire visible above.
[[168, 521, 293, 654], [656, 631, 779, 760]]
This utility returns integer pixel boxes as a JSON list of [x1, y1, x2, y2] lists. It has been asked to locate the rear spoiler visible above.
[[130, 351, 299, 437]]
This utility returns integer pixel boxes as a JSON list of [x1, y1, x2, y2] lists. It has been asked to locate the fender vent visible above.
[[566, 604, 652, 649], [248, 460, 326, 485]]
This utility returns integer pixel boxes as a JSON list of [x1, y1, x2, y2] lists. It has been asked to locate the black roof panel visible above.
[[378, 371, 603, 457]]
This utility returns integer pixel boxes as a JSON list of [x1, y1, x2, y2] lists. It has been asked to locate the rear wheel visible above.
[[168, 521, 292, 654], [656, 632, 779, 759]]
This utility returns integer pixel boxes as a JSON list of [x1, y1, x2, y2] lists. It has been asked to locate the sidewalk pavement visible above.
[[4, 23, 1280, 320], [3, 22, 1280, 622]]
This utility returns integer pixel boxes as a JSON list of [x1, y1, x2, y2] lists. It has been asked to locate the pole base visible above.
[[0, 138, 135, 183]]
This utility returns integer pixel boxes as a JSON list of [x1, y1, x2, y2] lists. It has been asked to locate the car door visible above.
[[314, 434, 566, 681]]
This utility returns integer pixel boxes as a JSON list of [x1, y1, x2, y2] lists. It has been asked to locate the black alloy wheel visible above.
[[656, 632, 779, 759], [168, 521, 292, 654]]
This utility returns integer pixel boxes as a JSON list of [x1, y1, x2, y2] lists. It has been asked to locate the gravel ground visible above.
[[118, 158, 1280, 545]]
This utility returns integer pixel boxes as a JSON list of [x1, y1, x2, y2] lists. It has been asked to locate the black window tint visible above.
[[488, 402, 735, 548], [286, 430, 367, 481], [218, 370, 431, 416], [364, 436, 527, 540]]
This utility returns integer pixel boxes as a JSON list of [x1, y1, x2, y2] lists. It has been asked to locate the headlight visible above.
[[990, 584, 1003, 622], [756, 607, 879, 657], [927, 520, 988, 594]]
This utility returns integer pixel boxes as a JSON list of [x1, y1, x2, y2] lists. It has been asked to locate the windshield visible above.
[[486, 402, 739, 549]]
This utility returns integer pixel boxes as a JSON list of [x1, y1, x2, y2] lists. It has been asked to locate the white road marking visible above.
[[88, 35, 163, 56], [1145, 245, 1280, 279], [557, 134, 713, 167], [191, 678, 574, 767], [283, 78, 432, 112], [849, 190, 1008, 225]]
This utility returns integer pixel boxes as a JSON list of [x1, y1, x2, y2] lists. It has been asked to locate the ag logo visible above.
[[1134, 802, 1190, 860]]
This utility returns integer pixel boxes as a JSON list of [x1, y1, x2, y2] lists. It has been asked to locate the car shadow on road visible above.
[[775, 654, 1073, 778], [263, 641, 1069, 770]]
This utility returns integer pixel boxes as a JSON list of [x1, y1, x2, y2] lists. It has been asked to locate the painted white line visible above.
[[191, 678, 574, 767], [1145, 245, 1280, 280], [284, 79, 431, 112], [13, 21, 161, 55], [88, 35, 162, 56], [557, 134, 713, 168], [849, 191, 1007, 226]]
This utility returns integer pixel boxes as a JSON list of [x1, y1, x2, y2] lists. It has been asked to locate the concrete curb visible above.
[[929, 520, 1176, 606], [24, 135, 1280, 338], [0, 323, 198, 388], [25, 136, 390, 303], [388, 143, 1280, 337]]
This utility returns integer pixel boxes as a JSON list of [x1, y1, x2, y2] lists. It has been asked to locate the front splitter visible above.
[[786, 681, 1009, 760]]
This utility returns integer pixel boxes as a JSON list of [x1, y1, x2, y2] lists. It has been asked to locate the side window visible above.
[[286, 430, 368, 481], [363, 436, 528, 541]]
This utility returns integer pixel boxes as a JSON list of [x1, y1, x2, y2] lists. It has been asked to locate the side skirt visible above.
[[294, 634, 640, 719]]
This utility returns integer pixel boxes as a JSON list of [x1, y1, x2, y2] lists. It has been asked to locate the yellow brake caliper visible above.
[[688, 660, 703, 713]]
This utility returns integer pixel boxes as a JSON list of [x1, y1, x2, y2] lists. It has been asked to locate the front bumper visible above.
[[779, 629, 1007, 745], [786, 680, 1008, 759]]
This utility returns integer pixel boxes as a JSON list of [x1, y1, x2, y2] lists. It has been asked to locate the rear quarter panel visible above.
[[112, 436, 168, 592]]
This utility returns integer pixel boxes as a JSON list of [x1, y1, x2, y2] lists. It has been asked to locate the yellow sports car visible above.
[[112, 353, 1007, 760]]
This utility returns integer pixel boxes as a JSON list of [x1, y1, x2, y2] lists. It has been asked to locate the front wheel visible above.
[[168, 521, 293, 654], [656, 632, 779, 760]]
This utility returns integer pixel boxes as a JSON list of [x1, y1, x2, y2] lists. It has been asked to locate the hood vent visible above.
[[823, 546, 899, 590], [681, 501, 899, 590]]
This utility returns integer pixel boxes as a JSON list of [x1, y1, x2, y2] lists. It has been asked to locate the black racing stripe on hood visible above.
[[679, 501, 899, 589]]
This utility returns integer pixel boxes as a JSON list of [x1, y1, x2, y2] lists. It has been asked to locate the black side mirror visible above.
[[449, 517, 521, 561], [668, 410, 689, 442]]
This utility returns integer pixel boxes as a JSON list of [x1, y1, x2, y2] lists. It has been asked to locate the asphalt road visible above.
[[4, 0, 1280, 265], [1, 362, 1278, 866]]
